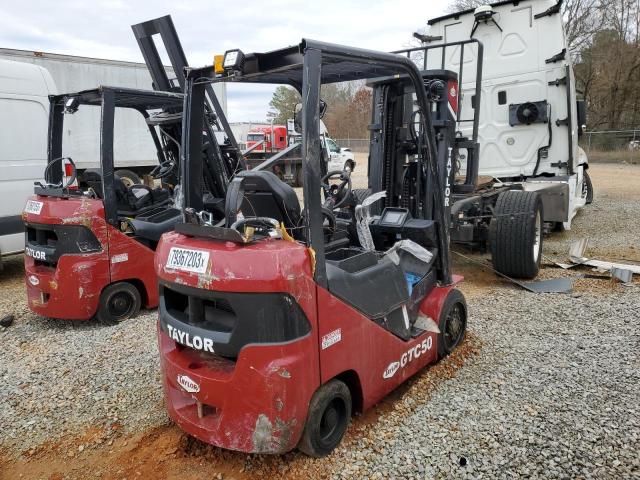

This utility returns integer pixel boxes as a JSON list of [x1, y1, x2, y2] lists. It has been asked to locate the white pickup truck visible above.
[[325, 137, 356, 172]]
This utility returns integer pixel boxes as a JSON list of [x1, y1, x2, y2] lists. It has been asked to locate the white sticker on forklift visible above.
[[111, 253, 128, 264], [321, 329, 342, 350], [177, 374, 200, 393], [383, 337, 433, 379], [24, 200, 43, 215], [165, 247, 210, 274]]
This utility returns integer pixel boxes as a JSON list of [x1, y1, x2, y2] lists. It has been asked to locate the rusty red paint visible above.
[[23, 194, 159, 320], [156, 232, 463, 454]]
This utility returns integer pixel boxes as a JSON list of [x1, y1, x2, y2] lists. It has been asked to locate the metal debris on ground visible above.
[[569, 239, 640, 277], [519, 277, 577, 294]]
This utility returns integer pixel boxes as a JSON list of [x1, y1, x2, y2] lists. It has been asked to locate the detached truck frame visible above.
[[404, 0, 591, 278]]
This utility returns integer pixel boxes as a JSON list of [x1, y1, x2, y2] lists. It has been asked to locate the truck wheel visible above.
[[490, 191, 543, 279], [583, 170, 594, 204], [437, 289, 467, 359], [97, 282, 141, 325], [343, 160, 355, 172], [298, 379, 351, 457], [115, 169, 142, 187]]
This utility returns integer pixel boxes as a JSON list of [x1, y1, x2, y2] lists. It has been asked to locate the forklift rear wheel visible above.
[[490, 191, 543, 279], [115, 169, 142, 187], [97, 282, 142, 325], [438, 289, 467, 358], [298, 379, 351, 457]]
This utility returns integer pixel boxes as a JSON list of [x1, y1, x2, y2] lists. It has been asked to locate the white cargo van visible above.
[[0, 59, 56, 264]]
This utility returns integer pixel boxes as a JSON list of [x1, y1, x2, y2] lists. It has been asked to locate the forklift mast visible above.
[[132, 15, 246, 199], [368, 40, 484, 222]]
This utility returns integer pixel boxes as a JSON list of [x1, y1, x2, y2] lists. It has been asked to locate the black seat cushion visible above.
[[236, 170, 301, 230], [129, 208, 182, 243]]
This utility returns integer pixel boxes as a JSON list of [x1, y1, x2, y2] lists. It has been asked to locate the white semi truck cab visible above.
[[417, 0, 592, 278]]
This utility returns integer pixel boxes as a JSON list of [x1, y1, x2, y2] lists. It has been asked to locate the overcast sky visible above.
[[0, 0, 449, 121]]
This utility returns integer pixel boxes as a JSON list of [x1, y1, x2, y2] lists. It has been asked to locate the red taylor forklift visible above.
[[155, 39, 468, 456], [23, 16, 245, 324], [23, 87, 187, 323]]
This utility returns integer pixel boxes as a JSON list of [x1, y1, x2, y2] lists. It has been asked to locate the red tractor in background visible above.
[[245, 125, 289, 156], [154, 39, 468, 456]]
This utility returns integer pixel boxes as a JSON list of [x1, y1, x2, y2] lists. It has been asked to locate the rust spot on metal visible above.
[[251, 414, 274, 453], [251, 414, 295, 453]]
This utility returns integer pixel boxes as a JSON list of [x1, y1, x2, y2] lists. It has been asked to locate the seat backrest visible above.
[[235, 170, 301, 230]]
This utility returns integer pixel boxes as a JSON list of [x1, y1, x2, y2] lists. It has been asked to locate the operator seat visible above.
[[83, 170, 170, 216], [232, 170, 302, 235]]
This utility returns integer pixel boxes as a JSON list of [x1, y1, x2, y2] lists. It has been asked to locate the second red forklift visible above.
[[154, 39, 468, 456]]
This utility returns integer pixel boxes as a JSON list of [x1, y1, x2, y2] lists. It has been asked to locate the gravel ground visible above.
[[0, 163, 639, 479]]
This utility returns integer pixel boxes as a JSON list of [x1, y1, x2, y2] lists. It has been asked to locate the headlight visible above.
[[223, 49, 245, 72]]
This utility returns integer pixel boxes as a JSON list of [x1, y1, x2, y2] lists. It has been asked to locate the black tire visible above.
[[437, 289, 467, 359], [583, 170, 594, 204], [97, 282, 141, 325], [298, 379, 351, 458], [115, 169, 142, 187], [490, 190, 543, 279]]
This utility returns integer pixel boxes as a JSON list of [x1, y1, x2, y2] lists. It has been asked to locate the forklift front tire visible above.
[[298, 379, 352, 457], [437, 289, 467, 359], [490, 191, 543, 279], [97, 282, 142, 325]]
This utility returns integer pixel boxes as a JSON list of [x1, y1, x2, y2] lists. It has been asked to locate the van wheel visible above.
[[298, 379, 351, 457], [490, 191, 543, 279], [438, 289, 467, 359], [97, 282, 141, 325], [583, 170, 594, 204], [115, 169, 142, 187]]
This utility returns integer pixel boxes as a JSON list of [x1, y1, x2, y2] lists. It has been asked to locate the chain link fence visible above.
[[334, 132, 640, 163], [581, 130, 640, 163], [334, 139, 369, 152]]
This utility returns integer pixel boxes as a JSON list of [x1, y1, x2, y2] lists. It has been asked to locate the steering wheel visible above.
[[150, 160, 176, 179], [230, 217, 280, 238], [321, 170, 353, 210], [43, 157, 77, 189], [297, 208, 337, 242]]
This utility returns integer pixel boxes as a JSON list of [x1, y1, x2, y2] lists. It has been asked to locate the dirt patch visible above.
[[0, 334, 482, 480]]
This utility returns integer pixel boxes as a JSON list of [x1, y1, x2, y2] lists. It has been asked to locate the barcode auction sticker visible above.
[[321, 328, 342, 350], [24, 200, 43, 215], [165, 247, 210, 274]]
